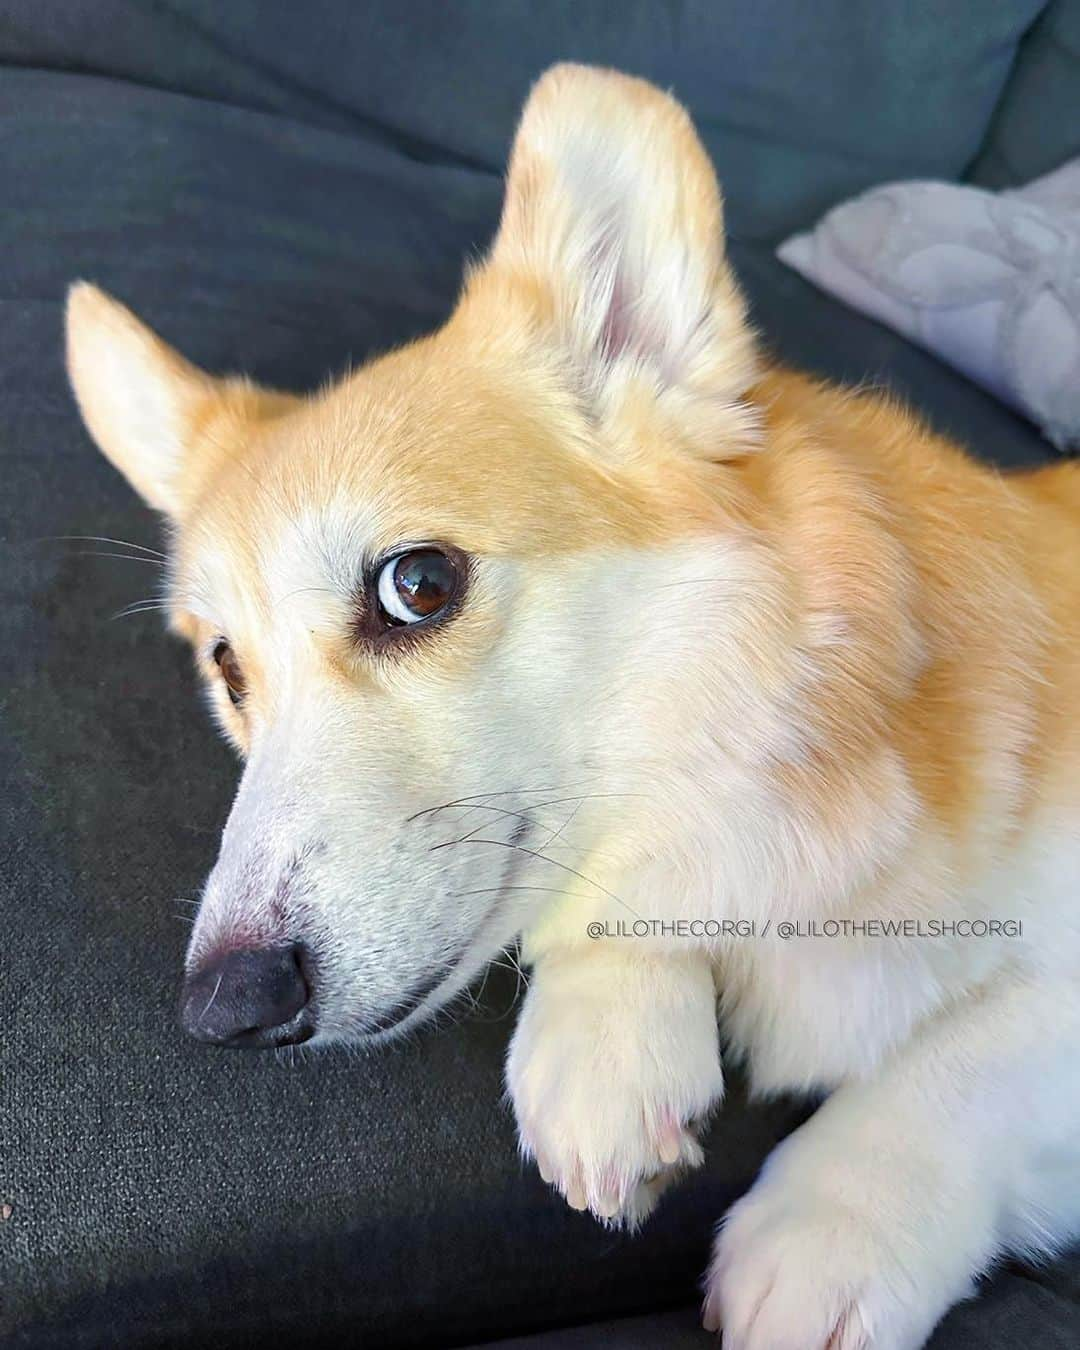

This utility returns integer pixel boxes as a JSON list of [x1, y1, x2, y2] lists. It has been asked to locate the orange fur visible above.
[[68, 247, 1080, 847], [62, 65, 1080, 1343], [63, 60, 1080, 913]]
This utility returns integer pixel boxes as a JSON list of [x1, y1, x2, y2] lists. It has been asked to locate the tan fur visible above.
[[64, 66, 1080, 1345], [743, 369, 1080, 857], [66, 61, 1080, 856]]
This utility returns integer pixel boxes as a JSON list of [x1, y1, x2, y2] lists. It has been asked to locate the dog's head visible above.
[[66, 65, 763, 1048]]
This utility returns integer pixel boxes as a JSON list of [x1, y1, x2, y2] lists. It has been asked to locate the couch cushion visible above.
[[968, 0, 1080, 191], [0, 0, 1049, 241], [776, 163, 1080, 452], [0, 68, 1071, 1350], [468, 1272, 1080, 1350]]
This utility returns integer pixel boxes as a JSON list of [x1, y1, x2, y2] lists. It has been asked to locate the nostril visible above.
[[180, 944, 314, 1048]]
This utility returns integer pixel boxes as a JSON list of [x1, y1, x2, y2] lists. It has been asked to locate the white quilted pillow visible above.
[[777, 159, 1080, 451]]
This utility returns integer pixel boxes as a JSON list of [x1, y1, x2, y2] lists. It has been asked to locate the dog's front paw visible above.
[[507, 950, 723, 1227], [702, 1174, 959, 1350]]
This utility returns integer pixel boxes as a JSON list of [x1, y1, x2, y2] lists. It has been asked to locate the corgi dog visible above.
[[66, 63, 1080, 1350]]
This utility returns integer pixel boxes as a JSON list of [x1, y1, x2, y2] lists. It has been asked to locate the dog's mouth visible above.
[[351, 898, 502, 1043], [360, 948, 470, 1037], [349, 818, 532, 1042]]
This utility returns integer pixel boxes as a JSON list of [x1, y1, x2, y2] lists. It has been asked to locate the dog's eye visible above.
[[376, 549, 457, 627], [213, 640, 246, 706]]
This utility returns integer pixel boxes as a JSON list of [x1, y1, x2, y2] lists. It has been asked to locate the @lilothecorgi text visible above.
[[586, 918, 1024, 940]]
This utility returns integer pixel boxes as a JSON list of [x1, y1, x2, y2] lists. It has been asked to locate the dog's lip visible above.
[[359, 955, 464, 1037], [346, 817, 532, 1044], [352, 895, 507, 1042]]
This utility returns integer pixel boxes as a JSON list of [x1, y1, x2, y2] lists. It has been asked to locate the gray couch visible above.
[[2, 3, 1078, 1346]]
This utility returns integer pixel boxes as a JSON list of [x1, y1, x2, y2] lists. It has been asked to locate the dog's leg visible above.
[[507, 944, 723, 1226], [703, 972, 1080, 1350]]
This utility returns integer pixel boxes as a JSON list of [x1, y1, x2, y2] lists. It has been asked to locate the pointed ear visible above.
[[65, 284, 293, 516], [481, 64, 759, 457]]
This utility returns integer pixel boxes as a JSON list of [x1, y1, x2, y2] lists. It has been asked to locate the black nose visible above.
[[180, 945, 314, 1048]]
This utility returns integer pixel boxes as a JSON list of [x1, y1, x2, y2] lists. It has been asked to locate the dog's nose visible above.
[[180, 945, 314, 1048]]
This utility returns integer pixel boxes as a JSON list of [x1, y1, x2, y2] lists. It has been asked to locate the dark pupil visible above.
[[393, 551, 453, 618]]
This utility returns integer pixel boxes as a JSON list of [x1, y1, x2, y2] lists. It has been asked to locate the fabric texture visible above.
[[0, 6, 1078, 1349], [466, 1279, 1080, 1350], [0, 0, 1049, 242], [777, 160, 1080, 450], [968, 0, 1080, 192]]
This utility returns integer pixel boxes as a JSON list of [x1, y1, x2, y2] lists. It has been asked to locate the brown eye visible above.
[[212, 640, 246, 706], [376, 549, 457, 627]]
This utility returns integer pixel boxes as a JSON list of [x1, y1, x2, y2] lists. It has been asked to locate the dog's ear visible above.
[[480, 64, 759, 458], [65, 284, 293, 517]]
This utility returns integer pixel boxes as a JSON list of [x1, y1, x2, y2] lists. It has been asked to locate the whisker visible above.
[[494, 943, 528, 1003], [68, 551, 166, 566], [200, 972, 224, 1020], [405, 784, 595, 823], [43, 534, 166, 558], [433, 793, 591, 846], [432, 837, 643, 921], [458, 944, 529, 1026], [541, 798, 582, 850], [110, 600, 171, 621], [450, 885, 597, 900], [406, 788, 639, 826], [273, 584, 340, 609], [421, 791, 629, 858]]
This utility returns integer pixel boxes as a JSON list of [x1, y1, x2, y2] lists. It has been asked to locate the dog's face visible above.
[[66, 65, 762, 1047]]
